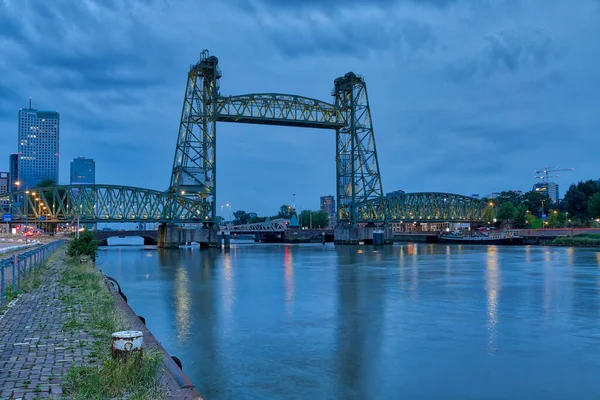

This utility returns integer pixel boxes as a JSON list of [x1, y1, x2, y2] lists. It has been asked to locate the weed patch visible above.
[[59, 259, 166, 399]]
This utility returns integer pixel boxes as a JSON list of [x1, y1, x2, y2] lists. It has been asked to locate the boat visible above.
[[438, 230, 523, 245]]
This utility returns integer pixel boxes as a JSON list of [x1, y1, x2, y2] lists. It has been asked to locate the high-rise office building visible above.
[[320, 195, 335, 216], [0, 172, 8, 194], [533, 182, 559, 203], [8, 153, 18, 191], [17, 106, 60, 188], [70, 157, 95, 185]]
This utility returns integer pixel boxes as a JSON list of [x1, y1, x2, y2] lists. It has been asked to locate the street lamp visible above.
[[541, 199, 545, 230], [24, 189, 30, 243]]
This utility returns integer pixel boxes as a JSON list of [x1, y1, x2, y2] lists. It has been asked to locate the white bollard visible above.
[[112, 330, 143, 360]]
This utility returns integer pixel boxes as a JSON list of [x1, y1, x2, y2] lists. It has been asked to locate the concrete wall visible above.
[[158, 223, 218, 248], [334, 225, 393, 245]]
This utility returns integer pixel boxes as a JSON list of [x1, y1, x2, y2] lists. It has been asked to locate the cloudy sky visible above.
[[1, 0, 599, 216]]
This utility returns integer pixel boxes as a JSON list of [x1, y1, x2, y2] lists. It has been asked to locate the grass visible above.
[[554, 234, 600, 247], [63, 351, 165, 400], [0, 249, 56, 315], [59, 258, 166, 400]]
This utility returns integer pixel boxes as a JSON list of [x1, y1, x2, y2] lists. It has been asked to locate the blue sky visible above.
[[1, 0, 599, 216]]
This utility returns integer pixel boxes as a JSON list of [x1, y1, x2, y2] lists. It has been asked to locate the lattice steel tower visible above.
[[170, 50, 221, 221], [333, 72, 383, 225]]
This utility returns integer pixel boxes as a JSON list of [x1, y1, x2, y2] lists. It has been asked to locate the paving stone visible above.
[[0, 249, 98, 399]]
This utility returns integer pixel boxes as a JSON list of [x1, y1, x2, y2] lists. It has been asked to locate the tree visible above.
[[588, 192, 600, 219], [564, 180, 600, 221], [521, 190, 550, 217], [512, 206, 528, 229], [312, 211, 329, 228], [277, 205, 294, 219], [482, 204, 495, 225], [299, 210, 329, 228], [545, 211, 560, 228], [525, 212, 537, 227], [497, 202, 516, 225], [66, 230, 99, 261], [233, 210, 250, 225], [300, 210, 311, 228], [496, 191, 521, 206]]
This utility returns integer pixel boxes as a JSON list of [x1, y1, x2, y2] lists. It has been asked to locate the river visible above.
[[97, 241, 600, 399]]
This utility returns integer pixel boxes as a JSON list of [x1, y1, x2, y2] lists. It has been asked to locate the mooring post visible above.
[[112, 330, 144, 361]]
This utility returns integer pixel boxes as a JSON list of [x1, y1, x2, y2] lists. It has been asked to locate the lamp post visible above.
[[541, 199, 545, 230], [24, 189, 29, 243]]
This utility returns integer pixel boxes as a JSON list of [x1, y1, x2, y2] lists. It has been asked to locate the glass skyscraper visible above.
[[17, 108, 60, 188], [70, 157, 95, 185], [8, 153, 18, 191]]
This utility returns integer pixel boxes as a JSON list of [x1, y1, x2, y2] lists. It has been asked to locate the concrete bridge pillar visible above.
[[158, 223, 219, 248], [334, 224, 393, 245], [158, 223, 181, 249]]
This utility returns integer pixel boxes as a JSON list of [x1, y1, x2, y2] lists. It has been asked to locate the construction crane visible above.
[[534, 166, 574, 182]]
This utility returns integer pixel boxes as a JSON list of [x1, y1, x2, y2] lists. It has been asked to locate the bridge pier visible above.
[[334, 224, 393, 245], [158, 223, 218, 248], [158, 223, 181, 249]]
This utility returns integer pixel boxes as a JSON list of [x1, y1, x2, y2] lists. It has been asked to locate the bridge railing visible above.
[[1, 239, 65, 305], [220, 219, 288, 232]]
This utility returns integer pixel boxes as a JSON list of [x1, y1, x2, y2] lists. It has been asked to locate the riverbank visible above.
[[553, 233, 600, 247], [0, 246, 203, 399]]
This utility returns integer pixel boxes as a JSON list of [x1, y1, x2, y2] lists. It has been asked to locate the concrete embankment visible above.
[[0, 245, 204, 399], [103, 273, 204, 399]]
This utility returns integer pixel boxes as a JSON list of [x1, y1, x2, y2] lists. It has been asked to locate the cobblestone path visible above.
[[0, 249, 95, 399]]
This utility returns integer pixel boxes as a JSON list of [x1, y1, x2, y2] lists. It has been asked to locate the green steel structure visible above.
[[356, 192, 486, 223], [0, 50, 486, 226], [169, 50, 385, 226], [0, 185, 208, 223]]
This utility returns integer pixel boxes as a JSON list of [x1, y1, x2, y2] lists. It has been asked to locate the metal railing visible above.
[[0, 240, 65, 305]]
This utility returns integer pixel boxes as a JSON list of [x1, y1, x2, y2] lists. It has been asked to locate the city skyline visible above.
[[1, 1, 599, 215]]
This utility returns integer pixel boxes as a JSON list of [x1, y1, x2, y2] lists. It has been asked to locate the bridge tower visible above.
[[169, 50, 221, 222], [333, 73, 384, 226]]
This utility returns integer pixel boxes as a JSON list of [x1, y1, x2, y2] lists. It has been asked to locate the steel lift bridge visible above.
[[0, 50, 485, 240]]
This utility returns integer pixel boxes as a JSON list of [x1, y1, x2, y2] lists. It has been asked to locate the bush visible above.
[[66, 230, 99, 261], [554, 235, 600, 247]]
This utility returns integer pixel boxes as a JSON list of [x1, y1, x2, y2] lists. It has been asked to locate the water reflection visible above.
[[222, 251, 234, 316], [334, 246, 386, 398], [284, 246, 295, 315], [174, 267, 191, 341], [485, 246, 499, 354], [98, 244, 600, 400]]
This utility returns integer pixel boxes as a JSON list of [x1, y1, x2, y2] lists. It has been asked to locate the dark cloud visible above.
[[446, 29, 555, 82], [263, 17, 435, 58], [0, 0, 599, 212]]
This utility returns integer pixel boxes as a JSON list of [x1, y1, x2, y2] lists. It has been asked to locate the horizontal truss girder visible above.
[[0, 185, 210, 223], [356, 192, 486, 223]]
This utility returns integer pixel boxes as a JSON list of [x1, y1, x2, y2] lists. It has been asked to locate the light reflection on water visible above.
[[98, 243, 600, 400], [485, 246, 499, 354]]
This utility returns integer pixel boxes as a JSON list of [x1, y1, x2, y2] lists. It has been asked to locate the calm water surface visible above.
[[98, 242, 600, 399]]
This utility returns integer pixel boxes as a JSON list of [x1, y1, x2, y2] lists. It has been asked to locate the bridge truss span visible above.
[[356, 192, 486, 223], [0, 185, 210, 223], [215, 94, 344, 129], [222, 219, 288, 233]]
